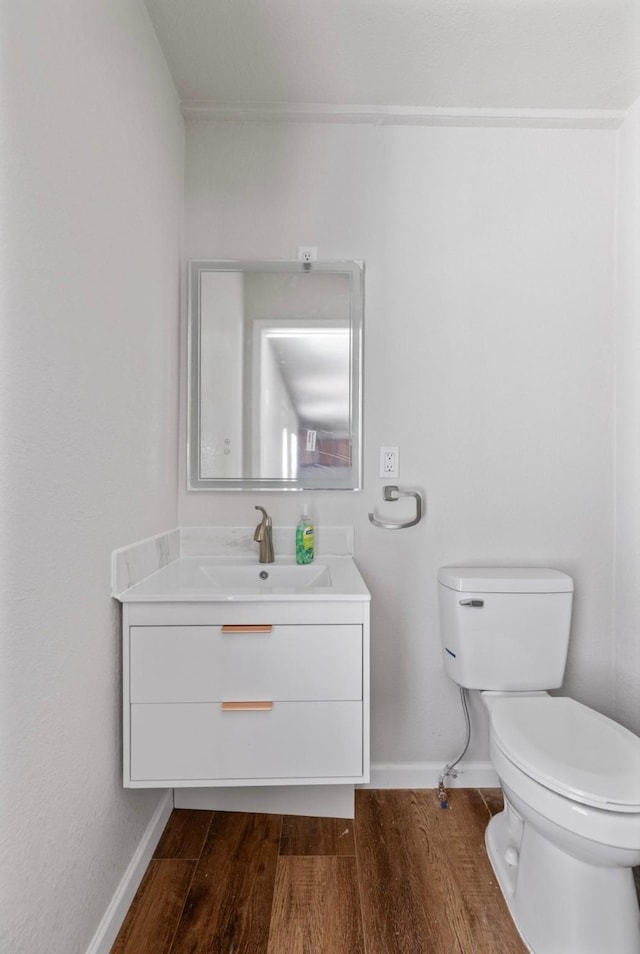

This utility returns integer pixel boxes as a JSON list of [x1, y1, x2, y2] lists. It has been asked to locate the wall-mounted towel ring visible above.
[[368, 485, 424, 529]]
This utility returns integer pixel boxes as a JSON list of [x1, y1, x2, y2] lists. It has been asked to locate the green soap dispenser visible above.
[[295, 513, 314, 565]]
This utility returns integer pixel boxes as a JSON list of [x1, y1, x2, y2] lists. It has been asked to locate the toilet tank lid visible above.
[[437, 567, 574, 593]]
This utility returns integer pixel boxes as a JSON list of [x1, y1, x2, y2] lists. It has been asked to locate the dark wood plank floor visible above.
[[112, 789, 640, 954]]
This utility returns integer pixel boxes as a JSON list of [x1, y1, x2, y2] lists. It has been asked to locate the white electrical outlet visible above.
[[298, 246, 318, 263], [380, 446, 399, 478]]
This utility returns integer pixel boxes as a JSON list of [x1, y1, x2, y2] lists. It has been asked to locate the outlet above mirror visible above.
[[188, 260, 363, 491]]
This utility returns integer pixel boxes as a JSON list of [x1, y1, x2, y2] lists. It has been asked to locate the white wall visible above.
[[614, 97, 640, 734], [182, 120, 616, 768], [199, 271, 244, 477], [0, 2, 184, 952], [258, 333, 299, 478]]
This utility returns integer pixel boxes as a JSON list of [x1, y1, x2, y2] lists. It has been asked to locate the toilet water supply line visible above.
[[437, 687, 471, 809]]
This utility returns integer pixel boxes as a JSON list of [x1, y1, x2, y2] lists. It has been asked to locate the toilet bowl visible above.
[[484, 693, 640, 954], [437, 567, 640, 954]]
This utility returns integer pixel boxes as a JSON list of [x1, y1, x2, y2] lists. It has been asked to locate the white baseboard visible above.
[[362, 760, 499, 790], [86, 791, 173, 954]]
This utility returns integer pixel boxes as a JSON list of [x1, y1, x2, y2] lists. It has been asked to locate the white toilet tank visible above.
[[438, 567, 574, 691]]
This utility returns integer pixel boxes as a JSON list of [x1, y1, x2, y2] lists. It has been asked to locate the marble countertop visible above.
[[114, 555, 370, 603]]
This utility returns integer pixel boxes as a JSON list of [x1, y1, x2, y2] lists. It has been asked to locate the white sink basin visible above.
[[116, 555, 369, 602], [201, 562, 332, 592]]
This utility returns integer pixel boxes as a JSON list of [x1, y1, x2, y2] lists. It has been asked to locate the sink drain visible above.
[[259, 570, 269, 581]]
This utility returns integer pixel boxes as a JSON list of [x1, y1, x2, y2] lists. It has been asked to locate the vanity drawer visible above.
[[129, 624, 362, 703], [130, 701, 363, 782]]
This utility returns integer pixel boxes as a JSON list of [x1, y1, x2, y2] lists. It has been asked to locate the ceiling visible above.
[[267, 328, 350, 430], [144, 0, 640, 113]]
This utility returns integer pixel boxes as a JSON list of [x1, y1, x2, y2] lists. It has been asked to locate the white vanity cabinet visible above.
[[122, 599, 370, 789]]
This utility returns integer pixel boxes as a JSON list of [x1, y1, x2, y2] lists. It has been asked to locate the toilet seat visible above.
[[490, 696, 640, 812]]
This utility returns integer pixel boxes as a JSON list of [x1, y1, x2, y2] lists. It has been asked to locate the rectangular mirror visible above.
[[188, 260, 363, 490]]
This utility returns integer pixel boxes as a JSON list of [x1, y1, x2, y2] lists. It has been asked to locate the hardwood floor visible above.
[[355, 790, 521, 954], [112, 788, 638, 953]]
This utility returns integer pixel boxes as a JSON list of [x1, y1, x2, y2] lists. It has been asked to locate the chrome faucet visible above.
[[253, 506, 274, 563]]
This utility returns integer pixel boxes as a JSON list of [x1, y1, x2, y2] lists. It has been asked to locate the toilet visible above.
[[438, 567, 640, 954]]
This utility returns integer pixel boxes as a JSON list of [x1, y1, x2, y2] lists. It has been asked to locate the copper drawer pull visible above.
[[221, 701, 273, 711], [221, 625, 273, 634]]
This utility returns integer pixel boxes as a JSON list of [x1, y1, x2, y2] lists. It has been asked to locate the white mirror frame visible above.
[[188, 260, 364, 491]]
